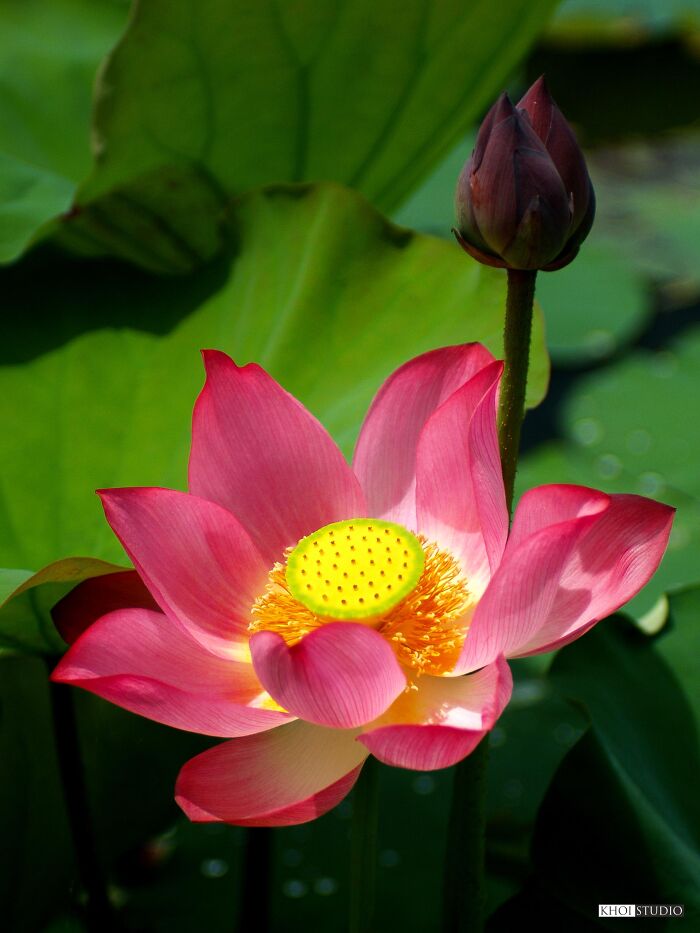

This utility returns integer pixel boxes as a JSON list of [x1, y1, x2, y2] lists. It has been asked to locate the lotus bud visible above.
[[455, 78, 595, 271]]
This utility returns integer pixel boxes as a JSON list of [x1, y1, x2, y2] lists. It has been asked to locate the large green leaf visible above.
[[540, 617, 700, 922], [90, 0, 558, 205], [0, 558, 124, 656], [0, 0, 128, 263], [0, 183, 548, 571], [63, 0, 559, 271], [0, 153, 75, 264]]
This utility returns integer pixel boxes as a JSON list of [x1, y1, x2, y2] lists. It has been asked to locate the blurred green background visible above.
[[1, 1, 699, 930]]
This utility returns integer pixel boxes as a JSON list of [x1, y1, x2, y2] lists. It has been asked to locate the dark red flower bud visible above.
[[455, 78, 595, 272]]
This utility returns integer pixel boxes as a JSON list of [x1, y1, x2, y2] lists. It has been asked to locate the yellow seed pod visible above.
[[285, 518, 425, 621]]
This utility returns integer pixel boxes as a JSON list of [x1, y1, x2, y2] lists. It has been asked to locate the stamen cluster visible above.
[[250, 535, 472, 677]]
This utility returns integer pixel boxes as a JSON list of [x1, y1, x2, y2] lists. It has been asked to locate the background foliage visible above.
[[1, 0, 698, 930]]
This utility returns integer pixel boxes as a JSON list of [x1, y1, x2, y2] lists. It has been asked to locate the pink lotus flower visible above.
[[52, 345, 673, 826]]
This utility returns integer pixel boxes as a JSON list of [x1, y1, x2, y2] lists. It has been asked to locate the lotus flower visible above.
[[52, 345, 673, 826], [455, 77, 595, 271]]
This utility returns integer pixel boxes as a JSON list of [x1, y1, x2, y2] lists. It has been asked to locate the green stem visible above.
[[442, 738, 489, 932], [349, 756, 381, 933], [498, 268, 537, 513], [48, 674, 116, 932], [442, 268, 537, 933], [239, 828, 272, 933]]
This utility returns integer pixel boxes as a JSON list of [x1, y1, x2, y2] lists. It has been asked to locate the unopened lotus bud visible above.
[[455, 78, 595, 271]]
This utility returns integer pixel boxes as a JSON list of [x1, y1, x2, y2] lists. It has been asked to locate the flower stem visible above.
[[442, 738, 489, 932], [442, 268, 537, 932], [239, 828, 272, 933], [48, 674, 116, 932], [349, 756, 380, 933], [498, 268, 537, 513]]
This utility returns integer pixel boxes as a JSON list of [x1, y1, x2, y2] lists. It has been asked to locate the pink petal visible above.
[[175, 719, 369, 826], [250, 623, 406, 729], [52, 608, 291, 737], [457, 486, 674, 672], [358, 657, 511, 770], [227, 767, 364, 827], [189, 351, 366, 567], [508, 483, 610, 548], [416, 360, 507, 592], [456, 495, 607, 673], [511, 489, 674, 656], [52, 570, 157, 644], [353, 344, 496, 530], [99, 487, 268, 656]]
